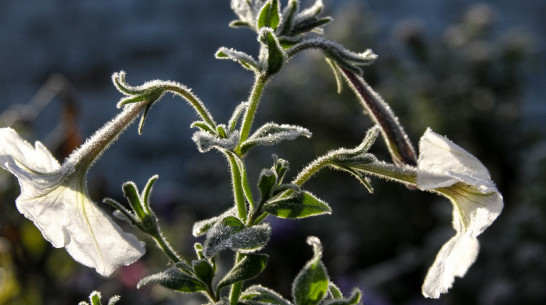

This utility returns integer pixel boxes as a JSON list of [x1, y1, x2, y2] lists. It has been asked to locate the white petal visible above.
[[60, 183, 145, 276], [441, 183, 503, 237], [422, 233, 479, 299], [417, 128, 492, 190], [0, 128, 60, 175]]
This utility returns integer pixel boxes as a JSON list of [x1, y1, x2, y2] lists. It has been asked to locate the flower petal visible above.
[[0, 128, 60, 175], [61, 181, 145, 276], [417, 128, 492, 190], [422, 233, 479, 298]]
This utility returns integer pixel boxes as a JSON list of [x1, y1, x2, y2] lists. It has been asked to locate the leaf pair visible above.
[[239, 237, 362, 305]]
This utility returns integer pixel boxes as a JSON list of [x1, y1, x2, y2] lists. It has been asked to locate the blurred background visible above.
[[0, 0, 544, 304]]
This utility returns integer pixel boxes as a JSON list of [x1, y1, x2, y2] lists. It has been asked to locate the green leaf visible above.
[[228, 101, 249, 132], [216, 47, 260, 72], [258, 169, 277, 201], [292, 237, 329, 305], [328, 283, 343, 299], [240, 123, 311, 154], [263, 191, 331, 219], [217, 254, 269, 289], [193, 259, 215, 285], [204, 216, 271, 257], [241, 285, 293, 305], [192, 130, 239, 153], [272, 155, 290, 185], [278, 0, 298, 35], [292, 17, 332, 35], [122, 181, 145, 219], [192, 208, 236, 237], [137, 266, 206, 293], [257, 0, 280, 30], [259, 28, 285, 75], [323, 289, 361, 305]]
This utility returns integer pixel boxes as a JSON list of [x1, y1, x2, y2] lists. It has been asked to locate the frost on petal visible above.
[[417, 128, 492, 190], [422, 233, 479, 298]]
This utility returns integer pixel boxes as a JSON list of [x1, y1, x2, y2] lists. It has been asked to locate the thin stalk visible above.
[[229, 253, 244, 305], [293, 154, 418, 188], [340, 68, 417, 167], [227, 153, 248, 223], [237, 74, 268, 149], [150, 229, 184, 264], [166, 85, 217, 129]]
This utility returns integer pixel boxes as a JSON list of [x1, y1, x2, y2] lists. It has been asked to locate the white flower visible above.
[[0, 103, 147, 276], [417, 128, 503, 298]]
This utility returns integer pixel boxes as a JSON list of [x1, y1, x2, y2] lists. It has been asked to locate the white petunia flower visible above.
[[417, 128, 503, 298], [0, 103, 148, 276]]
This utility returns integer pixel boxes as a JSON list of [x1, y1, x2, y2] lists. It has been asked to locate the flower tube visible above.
[[0, 102, 148, 276], [417, 128, 503, 298]]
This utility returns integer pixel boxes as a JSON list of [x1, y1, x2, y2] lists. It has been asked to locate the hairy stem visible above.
[[227, 153, 248, 222], [237, 74, 268, 150], [166, 85, 217, 129], [340, 68, 417, 167]]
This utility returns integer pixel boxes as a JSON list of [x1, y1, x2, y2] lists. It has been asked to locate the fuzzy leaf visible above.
[[192, 130, 239, 153], [259, 28, 285, 75], [241, 285, 293, 305], [292, 237, 329, 305], [228, 102, 249, 132], [241, 123, 311, 154], [258, 169, 278, 201], [192, 208, 236, 237], [204, 216, 271, 257], [217, 254, 269, 289], [263, 191, 331, 219], [193, 259, 215, 285], [137, 266, 206, 293], [216, 47, 260, 72], [323, 289, 361, 305], [257, 0, 281, 30], [278, 0, 298, 35]]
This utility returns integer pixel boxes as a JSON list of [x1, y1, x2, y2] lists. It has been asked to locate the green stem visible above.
[[293, 154, 418, 188], [167, 85, 217, 129], [227, 153, 248, 223], [151, 230, 184, 264], [237, 74, 268, 149], [229, 253, 244, 305]]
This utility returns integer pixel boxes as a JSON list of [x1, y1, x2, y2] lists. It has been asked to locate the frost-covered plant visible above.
[[0, 1, 503, 304]]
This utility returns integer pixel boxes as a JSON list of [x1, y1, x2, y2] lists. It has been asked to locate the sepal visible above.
[[257, 0, 281, 30], [258, 28, 286, 75], [79, 291, 121, 305]]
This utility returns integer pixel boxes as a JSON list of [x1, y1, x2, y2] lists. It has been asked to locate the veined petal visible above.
[[417, 128, 493, 190], [422, 233, 479, 298], [0, 128, 60, 174], [416, 128, 503, 298], [62, 179, 145, 276], [0, 127, 145, 276]]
